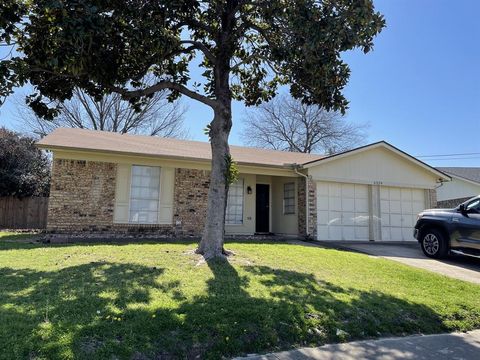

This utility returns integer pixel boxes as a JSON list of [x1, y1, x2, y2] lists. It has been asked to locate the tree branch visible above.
[[111, 81, 218, 109], [180, 40, 216, 63]]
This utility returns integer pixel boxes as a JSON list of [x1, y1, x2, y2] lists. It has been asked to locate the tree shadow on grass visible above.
[[0, 258, 465, 359]]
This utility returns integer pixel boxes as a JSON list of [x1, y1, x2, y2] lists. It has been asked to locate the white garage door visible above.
[[317, 181, 370, 241], [380, 186, 425, 241]]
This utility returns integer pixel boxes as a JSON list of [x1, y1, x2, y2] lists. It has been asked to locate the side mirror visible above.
[[459, 204, 467, 215]]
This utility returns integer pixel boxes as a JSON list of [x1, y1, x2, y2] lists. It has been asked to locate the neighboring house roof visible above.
[[437, 167, 480, 185], [302, 141, 451, 181], [36, 128, 324, 168]]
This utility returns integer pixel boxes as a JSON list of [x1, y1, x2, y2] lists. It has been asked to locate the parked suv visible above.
[[414, 195, 480, 259]]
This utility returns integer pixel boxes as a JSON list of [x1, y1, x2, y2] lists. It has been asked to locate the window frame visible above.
[[128, 165, 161, 224], [225, 178, 245, 225], [283, 182, 296, 215]]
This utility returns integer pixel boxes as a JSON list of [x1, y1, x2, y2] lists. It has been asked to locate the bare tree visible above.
[[16, 88, 188, 138], [241, 95, 368, 154]]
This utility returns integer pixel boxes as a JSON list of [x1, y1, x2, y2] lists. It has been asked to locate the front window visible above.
[[283, 182, 295, 214], [226, 179, 244, 225], [466, 198, 480, 213], [129, 165, 161, 224]]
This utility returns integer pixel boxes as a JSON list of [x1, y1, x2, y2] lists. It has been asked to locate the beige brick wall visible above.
[[298, 177, 317, 237], [173, 168, 210, 236], [47, 159, 117, 231], [47, 160, 213, 236]]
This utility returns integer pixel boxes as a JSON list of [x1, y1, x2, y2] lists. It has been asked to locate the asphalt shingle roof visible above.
[[37, 128, 324, 167], [437, 167, 480, 184]]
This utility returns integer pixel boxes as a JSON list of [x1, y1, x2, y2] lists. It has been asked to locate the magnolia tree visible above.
[[0, 0, 384, 259]]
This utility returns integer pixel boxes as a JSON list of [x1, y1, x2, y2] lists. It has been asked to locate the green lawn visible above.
[[1, 237, 479, 360]]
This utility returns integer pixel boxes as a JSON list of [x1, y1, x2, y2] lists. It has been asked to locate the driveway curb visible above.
[[234, 330, 480, 359]]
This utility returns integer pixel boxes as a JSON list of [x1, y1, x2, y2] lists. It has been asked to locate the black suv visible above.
[[414, 195, 480, 259]]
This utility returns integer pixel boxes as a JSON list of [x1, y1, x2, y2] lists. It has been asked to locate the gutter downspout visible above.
[[293, 165, 310, 238]]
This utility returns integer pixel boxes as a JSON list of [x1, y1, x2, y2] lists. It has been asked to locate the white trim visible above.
[[445, 173, 480, 187], [311, 176, 438, 190]]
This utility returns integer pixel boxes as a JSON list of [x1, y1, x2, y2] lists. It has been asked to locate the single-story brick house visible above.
[[37, 128, 450, 241], [435, 167, 480, 208]]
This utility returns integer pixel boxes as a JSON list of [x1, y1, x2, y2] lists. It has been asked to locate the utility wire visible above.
[[416, 152, 480, 158]]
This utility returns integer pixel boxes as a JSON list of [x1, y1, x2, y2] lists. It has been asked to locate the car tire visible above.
[[420, 228, 448, 259]]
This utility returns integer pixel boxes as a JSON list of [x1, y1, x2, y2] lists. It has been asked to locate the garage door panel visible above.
[[355, 213, 370, 226], [391, 227, 403, 240], [401, 201, 413, 212], [412, 202, 424, 213], [380, 200, 390, 212], [329, 197, 342, 211], [402, 227, 415, 240], [403, 216, 413, 227], [355, 226, 369, 240], [317, 210, 330, 225], [329, 211, 342, 226], [317, 184, 329, 196], [380, 213, 390, 226], [380, 186, 425, 241], [342, 226, 355, 240], [381, 227, 391, 240], [390, 200, 401, 213], [389, 188, 401, 200], [355, 198, 369, 212], [412, 189, 424, 201], [329, 183, 341, 197], [355, 184, 368, 198], [316, 181, 370, 241], [342, 184, 355, 197], [390, 214, 402, 227], [342, 198, 355, 210], [316, 181, 425, 242], [401, 188, 412, 200], [318, 225, 329, 239], [342, 212, 355, 226], [329, 226, 342, 240]]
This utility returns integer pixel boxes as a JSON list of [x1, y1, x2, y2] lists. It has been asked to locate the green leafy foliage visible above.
[[0, 0, 385, 116], [0, 128, 50, 197], [224, 154, 239, 186]]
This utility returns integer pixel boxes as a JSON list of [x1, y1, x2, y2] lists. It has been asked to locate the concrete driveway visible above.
[[318, 241, 480, 284]]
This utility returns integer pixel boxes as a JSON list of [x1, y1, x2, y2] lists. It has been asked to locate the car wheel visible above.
[[421, 229, 448, 259]]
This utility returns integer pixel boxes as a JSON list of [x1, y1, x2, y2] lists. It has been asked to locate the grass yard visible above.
[[1, 237, 479, 359]]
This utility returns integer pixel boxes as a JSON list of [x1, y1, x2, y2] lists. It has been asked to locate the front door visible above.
[[457, 198, 480, 246], [256, 184, 270, 233]]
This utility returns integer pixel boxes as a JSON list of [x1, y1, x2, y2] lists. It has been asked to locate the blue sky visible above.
[[1, 0, 479, 166]]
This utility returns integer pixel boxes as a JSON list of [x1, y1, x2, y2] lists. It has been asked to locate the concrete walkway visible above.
[[234, 330, 480, 360], [316, 241, 480, 285]]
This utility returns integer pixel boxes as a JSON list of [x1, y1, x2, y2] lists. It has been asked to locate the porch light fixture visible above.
[[247, 186, 252, 194]]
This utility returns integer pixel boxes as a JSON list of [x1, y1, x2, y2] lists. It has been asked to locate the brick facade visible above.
[[46, 160, 307, 239], [436, 196, 471, 209], [172, 168, 210, 236], [298, 177, 317, 238], [47, 161, 213, 237], [47, 159, 117, 231]]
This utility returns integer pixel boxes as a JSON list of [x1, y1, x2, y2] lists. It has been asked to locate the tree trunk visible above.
[[196, 104, 232, 259], [196, 0, 236, 259]]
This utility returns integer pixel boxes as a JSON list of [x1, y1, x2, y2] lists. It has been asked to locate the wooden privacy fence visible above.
[[0, 196, 49, 229]]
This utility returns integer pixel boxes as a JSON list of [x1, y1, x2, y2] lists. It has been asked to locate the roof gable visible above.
[[304, 141, 450, 181]]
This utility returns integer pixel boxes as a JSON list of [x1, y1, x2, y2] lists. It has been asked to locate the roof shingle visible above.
[[437, 167, 480, 184], [37, 128, 324, 167]]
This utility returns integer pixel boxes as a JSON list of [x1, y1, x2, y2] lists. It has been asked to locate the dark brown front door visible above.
[[256, 184, 270, 233]]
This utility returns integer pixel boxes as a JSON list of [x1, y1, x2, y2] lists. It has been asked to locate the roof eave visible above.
[[37, 143, 299, 170]]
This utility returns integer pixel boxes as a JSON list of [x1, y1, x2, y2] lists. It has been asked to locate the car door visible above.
[[457, 198, 480, 248]]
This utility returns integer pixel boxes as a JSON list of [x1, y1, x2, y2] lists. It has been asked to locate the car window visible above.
[[466, 199, 480, 212]]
